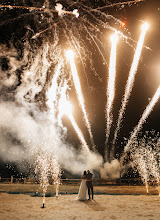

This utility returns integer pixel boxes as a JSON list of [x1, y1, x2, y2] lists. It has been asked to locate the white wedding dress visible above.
[[77, 178, 87, 201]]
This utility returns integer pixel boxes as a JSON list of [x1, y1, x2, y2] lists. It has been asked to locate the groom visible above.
[[86, 170, 93, 200]]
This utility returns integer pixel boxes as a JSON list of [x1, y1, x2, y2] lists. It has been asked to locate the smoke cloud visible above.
[[100, 159, 121, 179], [0, 42, 103, 175]]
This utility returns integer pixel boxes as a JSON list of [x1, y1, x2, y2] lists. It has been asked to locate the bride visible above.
[[77, 171, 87, 201]]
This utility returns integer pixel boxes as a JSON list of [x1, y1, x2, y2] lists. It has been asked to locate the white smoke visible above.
[[0, 45, 28, 90], [100, 159, 121, 179], [0, 42, 103, 175], [0, 101, 103, 174]]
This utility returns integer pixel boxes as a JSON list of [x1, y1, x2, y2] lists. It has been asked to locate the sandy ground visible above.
[[0, 184, 160, 220], [0, 183, 159, 195]]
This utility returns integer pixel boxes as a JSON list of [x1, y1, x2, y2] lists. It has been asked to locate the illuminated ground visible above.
[[0, 184, 160, 220], [0, 183, 159, 195]]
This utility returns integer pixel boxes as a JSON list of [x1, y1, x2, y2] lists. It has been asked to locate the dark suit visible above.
[[86, 172, 93, 199]]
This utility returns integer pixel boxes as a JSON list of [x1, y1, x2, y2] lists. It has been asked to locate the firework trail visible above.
[[93, 0, 144, 11], [31, 21, 63, 40], [0, 4, 49, 11], [105, 33, 118, 160], [66, 50, 95, 150], [83, 24, 108, 67], [1, 1, 145, 58], [57, 81, 69, 130], [58, 88, 90, 152], [124, 85, 160, 153], [0, 0, 144, 50], [46, 59, 63, 120], [0, 3, 79, 17], [0, 0, 143, 12], [67, 106, 90, 152], [111, 22, 149, 156]]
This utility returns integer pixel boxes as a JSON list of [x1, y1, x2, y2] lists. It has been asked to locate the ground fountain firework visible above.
[[34, 152, 61, 207], [121, 131, 160, 195]]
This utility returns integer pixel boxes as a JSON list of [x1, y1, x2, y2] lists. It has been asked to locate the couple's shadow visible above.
[[81, 199, 106, 211]]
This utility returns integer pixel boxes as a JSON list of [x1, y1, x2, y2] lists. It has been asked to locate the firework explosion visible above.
[[0, 0, 159, 193]]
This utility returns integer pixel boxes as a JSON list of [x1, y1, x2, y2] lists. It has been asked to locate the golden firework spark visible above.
[[58, 89, 90, 152], [105, 33, 118, 158], [112, 22, 149, 152], [66, 50, 95, 150], [93, 0, 144, 11], [124, 85, 160, 153]]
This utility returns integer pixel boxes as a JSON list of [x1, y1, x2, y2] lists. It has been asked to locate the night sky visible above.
[[0, 0, 159, 165]]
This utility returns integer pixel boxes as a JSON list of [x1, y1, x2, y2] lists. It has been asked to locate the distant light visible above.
[[142, 22, 149, 31], [65, 50, 74, 60]]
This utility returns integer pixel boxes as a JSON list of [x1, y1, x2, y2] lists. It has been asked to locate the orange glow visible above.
[[120, 21, 126, 28]]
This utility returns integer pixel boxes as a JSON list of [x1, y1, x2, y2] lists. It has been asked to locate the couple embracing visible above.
[[77, 170, 93, 201]]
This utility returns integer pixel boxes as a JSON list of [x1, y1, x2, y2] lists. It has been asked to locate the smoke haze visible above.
[[0, 41, 103, 175]]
